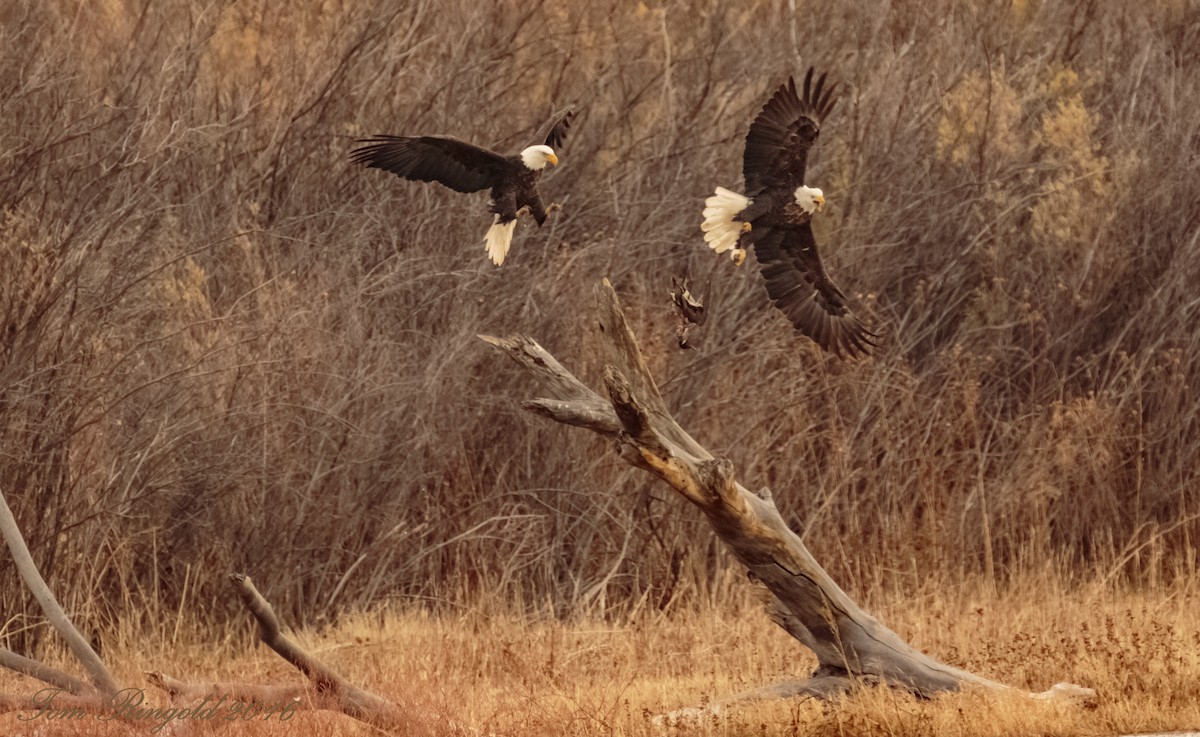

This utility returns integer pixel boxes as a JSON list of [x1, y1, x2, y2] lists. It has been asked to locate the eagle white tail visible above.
[[484, 216, 518, 266], [701, 187, 752, 255]]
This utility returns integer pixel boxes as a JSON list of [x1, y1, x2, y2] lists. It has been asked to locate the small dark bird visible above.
[[351, 110, 574, 265], [669, 277, 707, 349], [701, 69, 874, 357]]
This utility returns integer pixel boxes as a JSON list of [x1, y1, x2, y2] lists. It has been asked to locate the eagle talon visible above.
[[730, 248, 747, 267], [740, 221, 752, 233], [670, 277, 706, 349], [547, 202, 562, 215]]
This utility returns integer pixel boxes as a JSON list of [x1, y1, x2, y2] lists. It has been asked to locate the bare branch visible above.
[[0, 689, 115, 717], [228, 573, 420, 731], [146, 671, 305, 706], [523, 398, 619, 434], [480, 334, 603, 402], [0, 648, 96, 696], [0, 488, 120, 696]]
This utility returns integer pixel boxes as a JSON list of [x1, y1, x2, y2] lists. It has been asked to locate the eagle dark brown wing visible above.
[[350, 135, 511, 194], [742, 68, 839, 197], [541, 108, 574, 150], [753, 222, 874, 358]]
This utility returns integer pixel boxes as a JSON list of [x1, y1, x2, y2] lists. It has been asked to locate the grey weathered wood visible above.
[[0, 647, 95, 696], [223, 573, 428, 733], [485, 279, 1096, 705], [0, 488, 120, 697], [0, 486, 435, 732], [141, 574, 441, 734]]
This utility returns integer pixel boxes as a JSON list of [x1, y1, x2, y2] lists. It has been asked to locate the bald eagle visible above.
[[350, 110, 573, 266], [701, 69, 874, 357]]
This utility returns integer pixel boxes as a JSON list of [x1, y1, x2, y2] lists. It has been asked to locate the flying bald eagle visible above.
[[701, 69, 874, 357], [350, 110, 573, 266]]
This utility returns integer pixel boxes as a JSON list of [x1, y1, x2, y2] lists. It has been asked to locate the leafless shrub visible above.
[[0, 0, 1196, 646]]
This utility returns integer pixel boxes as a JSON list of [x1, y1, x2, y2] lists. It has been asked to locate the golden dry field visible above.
[[2, 584, 1200, 736], [2, 0, 1199, 734]]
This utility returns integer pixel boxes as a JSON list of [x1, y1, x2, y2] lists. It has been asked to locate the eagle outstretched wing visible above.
[[752, 222, 874, 358], [541, 108, 575, 150], [742, 68, 839, 197], [349, 135, 510, 194]]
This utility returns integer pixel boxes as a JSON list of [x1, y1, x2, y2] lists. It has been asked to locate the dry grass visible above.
[[2, 582, 1198, 736]]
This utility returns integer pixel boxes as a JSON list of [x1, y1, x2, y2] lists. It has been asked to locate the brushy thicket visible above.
[[1, 0, 1198, 646]]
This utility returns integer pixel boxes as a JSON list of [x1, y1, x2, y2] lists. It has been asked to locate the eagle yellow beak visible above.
[[814, 194, 825, 213], [546, 152, 559, 166]]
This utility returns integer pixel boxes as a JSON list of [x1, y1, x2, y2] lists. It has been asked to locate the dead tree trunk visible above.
[[482, 278, 1094, 705]]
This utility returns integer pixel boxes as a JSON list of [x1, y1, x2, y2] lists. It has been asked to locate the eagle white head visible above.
[[520, 145, 559, 170], [794, 185, 826, 215]]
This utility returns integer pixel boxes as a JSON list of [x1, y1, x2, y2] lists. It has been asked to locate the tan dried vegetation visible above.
[[1, 0, 1198, 734]]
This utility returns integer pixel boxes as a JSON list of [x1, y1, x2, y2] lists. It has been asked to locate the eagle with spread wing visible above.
[[701, 69, 874, 357], [351, 110, 573, 266]]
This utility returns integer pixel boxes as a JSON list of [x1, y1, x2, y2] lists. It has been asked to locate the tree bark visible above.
[[144, 574, 435, 735], [483, 278, 1095, 705], [1, 485, 433, 734], [0, 648, 95, 696], [0, 487, 120, 698], [227, 573, 422, 731]]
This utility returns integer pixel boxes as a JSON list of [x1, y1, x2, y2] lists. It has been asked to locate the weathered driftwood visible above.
[[233, 571, 400, 724], [0, 487, 120, 714], [1, 484, 431, 734], [145, 573, 429, 735], [482, 278, 1095, 707]]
